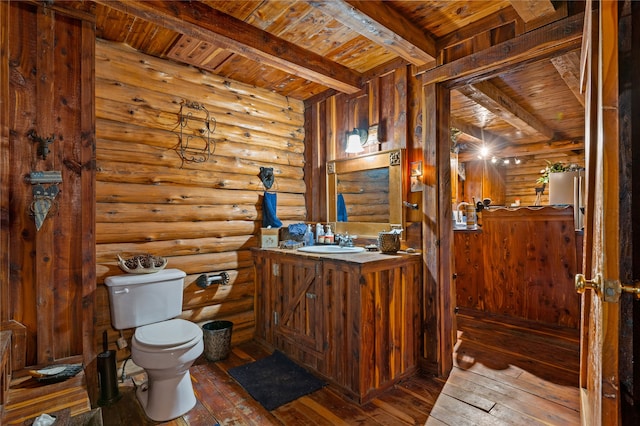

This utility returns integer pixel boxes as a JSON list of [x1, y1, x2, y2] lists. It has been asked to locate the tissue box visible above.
[[261, 228, 279, 248]]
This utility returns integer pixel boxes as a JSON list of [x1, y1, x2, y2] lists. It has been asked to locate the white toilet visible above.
[[104, 268, 204, 422]]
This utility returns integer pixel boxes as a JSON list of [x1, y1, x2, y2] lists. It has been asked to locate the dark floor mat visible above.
[[227, 350, 325, 411]]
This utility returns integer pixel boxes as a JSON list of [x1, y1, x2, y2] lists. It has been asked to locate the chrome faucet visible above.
[[337, 233, 355, 247]]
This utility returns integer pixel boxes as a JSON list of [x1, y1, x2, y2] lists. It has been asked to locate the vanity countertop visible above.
[[252, 246, 421, 264]]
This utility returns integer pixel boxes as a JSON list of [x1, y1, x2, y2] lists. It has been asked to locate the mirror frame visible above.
[[327, 149, 404, 238]]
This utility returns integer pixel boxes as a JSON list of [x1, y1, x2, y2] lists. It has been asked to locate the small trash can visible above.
[[202, 320, 233, 362]]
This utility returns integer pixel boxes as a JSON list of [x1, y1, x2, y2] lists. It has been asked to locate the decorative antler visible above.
[[117, 254, 168, 274]]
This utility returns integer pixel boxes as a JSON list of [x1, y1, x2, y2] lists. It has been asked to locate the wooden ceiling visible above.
[[64, 0, 586, 159]]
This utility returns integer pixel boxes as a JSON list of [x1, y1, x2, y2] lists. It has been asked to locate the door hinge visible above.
[[273, 311, 278, 325], [575, 273, 640, 302]]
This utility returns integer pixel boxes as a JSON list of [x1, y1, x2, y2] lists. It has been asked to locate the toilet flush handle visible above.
[[113, 288, 129, 295]]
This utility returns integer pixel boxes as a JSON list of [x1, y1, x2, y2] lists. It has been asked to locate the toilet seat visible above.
[[135, 318, 201, 348]]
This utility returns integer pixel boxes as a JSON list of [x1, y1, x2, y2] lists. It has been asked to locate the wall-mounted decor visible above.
[[27, 171, 63, 231], [259, 167, 275, 189], [174, 100, 216, 166], [28, 130, 56, 160]]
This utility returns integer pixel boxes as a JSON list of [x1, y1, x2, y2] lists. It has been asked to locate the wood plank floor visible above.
[[98, 309, 580, 425]]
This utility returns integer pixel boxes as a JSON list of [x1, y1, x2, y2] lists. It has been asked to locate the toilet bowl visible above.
[[131, 319, 204, 421], [104, 269, 204, 422]]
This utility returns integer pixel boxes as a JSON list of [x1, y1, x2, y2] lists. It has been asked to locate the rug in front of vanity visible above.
[[228, 350, 326, 411]]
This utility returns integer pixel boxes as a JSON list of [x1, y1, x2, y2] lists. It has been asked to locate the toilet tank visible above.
[[104, 268, 187, 330]]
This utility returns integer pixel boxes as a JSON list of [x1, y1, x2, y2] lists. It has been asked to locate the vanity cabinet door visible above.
[[272, 257, 324, 356], [253, 251, 324, 356]]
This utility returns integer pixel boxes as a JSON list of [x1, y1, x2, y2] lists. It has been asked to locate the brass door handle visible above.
[[576, 273, 640, 301], [575, 273, 602, 294]]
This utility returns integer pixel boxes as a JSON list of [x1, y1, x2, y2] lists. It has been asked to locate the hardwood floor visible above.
[[98, 309, 580, 425]]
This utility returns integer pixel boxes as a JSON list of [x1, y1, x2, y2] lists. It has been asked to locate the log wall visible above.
[[458, 152, 585, 207], [95, 39, 306, 359], [503, 153, 585, 206]]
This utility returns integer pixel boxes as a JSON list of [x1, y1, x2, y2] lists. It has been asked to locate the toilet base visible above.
[[136, 370, 197, 422]]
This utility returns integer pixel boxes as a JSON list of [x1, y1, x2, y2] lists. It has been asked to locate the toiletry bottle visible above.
[[324, 225, 334, 244], [316, 223, 325, 244], [305, 224, 315, 246]]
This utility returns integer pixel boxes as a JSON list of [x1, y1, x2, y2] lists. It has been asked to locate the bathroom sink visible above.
[[297, 245, 365, 254]]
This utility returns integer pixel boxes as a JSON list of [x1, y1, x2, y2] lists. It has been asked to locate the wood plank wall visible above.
[[305, 66, 424, 248], [454, 207, 581, 328], [94, 39, 306, 359], [2, 2, 96, 372]]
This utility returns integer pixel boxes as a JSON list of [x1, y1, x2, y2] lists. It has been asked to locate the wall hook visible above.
[[259, 167, 275, 189], [28, 129, 56, 160]]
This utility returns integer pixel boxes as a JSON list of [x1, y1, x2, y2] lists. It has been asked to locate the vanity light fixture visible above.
[[514, 157, 521, 164], [345, 128, 368, 153]]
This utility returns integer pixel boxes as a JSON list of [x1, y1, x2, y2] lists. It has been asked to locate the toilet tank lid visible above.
[[104, 268, 186, 287]]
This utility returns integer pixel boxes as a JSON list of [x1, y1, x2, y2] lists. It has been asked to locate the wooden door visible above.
[[577, 1, 621, 424], [1, 1, 95, 368]]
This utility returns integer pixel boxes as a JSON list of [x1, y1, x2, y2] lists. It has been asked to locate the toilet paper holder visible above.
[[196, 272, 230, 288]]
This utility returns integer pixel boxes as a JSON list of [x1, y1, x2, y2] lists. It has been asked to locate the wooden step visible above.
[[2, 364, 91, 425]]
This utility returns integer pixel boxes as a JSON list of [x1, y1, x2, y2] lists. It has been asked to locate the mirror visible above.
[[327, 149, 404, 238]]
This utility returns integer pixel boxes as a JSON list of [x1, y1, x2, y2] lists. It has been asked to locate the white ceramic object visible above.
[[104, 269, 203, 422], [297, 245, 365, 254]]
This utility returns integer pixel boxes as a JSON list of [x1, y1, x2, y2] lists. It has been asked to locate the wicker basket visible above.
[[378, 232, 400, 254]]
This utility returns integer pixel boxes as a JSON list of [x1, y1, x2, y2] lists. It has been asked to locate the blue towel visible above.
[[288, 223, 307, 237], [337, 193, 348, 222], [262, 192, 282, 228]]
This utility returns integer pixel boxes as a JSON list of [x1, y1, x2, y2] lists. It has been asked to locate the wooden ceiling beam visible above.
[[450, 117, 512, 149], [96, 0, 364, 94], [509, 0, 556, 23], [457, 137, 584, 162], [308, 0, 437, 66], [551, 51, 585, 107], [436, 7, 520, 52], [418, 12, 584, 85], [457, 80, 556, 139]]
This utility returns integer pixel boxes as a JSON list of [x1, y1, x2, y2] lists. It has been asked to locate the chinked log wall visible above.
[[95, 39, 306, 358], [503, 153, 585, 206]]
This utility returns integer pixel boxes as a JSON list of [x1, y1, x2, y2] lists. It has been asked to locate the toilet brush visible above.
[[98, 330, 121, 405]]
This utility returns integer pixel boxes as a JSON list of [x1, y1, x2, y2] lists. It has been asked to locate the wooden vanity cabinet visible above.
[[252, 248, 421, 403]]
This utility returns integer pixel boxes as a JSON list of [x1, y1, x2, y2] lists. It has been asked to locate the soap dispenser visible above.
[[305, 224, 315, 246], [316, 223, 325, 244], [324, 224, 334, 244]]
